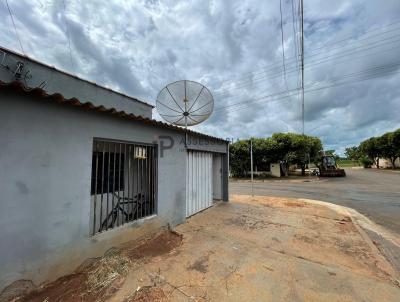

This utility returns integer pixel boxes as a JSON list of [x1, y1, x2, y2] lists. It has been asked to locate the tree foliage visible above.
[[346, 128, 400, 169], [229, 133, 323, 177], [344, 146, 361, 161]]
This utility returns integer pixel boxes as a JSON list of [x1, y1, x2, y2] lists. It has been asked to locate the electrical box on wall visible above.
[[135, 146, 147, 159]]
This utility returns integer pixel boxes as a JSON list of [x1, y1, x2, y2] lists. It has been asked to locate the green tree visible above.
[[229, 137, 281, 177], [252, 137, 280, 172], [272, 133, 323, 176], [394, 129, 400, 163], [359, 137, 382, 168], [229, 133, 323, 177], [344, 128, 400, 169], [380, 131, 400, 169], [345, 146, 361, 161], [360, 157, 374, 168], [229, 139, 251, 177], [271, 133, 295, 176]]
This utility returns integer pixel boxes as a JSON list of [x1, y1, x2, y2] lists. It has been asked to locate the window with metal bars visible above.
[[90, 139, 157, 235], [91, 152, 124, 195]]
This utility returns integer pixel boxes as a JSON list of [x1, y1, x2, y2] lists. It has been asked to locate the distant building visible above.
[[375, 158, 400, 169]]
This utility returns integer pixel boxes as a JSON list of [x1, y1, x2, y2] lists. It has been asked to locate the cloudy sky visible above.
[[1, 0, 400, 154]]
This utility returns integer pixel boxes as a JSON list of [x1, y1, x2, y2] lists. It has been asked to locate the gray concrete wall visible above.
[[186, 134, 227, 153], [222, 145, 230, 202], [0, 91, 197, 290], [0, 48, 153, 118], [270, 163, 281, 177]]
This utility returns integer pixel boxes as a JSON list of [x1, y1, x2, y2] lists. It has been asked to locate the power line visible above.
[[300, 0, 305, 134], [218, 43, 400, 105], [214, 87, 299, 112], [213, 26, 400, 95], [62, 0, 74, 72], [226, 66, 400, 115], [291, 0, 299, 65], [306, 61, 400, 90], [215, 68, 400, 115], [213, 34, 400, 98], [214, 61, 400, 114], [291, 0, 301, 89], [291, 2, 301, 61], [211, 17, 400, 119], [294, 0, 302, 125], [279, 0, 288, 89], [212, 20, 400, 92], [310, 19, 400, 52], [219, 62, 400, 112], [5, 0, 25, 55], [305, 26, 400, 58]]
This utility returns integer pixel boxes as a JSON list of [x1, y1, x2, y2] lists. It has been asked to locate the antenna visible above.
[[156, 80, 214, 130]]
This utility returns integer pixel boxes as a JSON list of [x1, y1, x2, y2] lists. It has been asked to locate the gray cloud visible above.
[[1, 0, 400, 154]]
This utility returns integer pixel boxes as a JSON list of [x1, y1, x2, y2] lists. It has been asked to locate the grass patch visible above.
[[86, 252, 131, 293], [337, 159, 361, 167]]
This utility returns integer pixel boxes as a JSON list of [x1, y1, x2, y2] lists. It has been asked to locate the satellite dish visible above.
[[156, 80, 214, 128]]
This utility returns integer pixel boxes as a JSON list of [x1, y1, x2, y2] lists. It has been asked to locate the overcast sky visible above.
[[1, 0, 400, 154]]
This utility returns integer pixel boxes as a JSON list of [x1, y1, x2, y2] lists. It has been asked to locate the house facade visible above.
[[0, 47, 229, 293], [375, 157, 400, 169]]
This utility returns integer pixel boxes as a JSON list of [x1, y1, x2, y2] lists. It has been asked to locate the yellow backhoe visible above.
[[318, 155, 346, 177]]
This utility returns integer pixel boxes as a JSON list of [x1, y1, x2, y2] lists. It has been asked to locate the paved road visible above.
[[230, 169, 400, 234]]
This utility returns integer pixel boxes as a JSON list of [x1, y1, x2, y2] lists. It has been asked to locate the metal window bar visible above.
[[124, 144, 128, 225], [111, 143, 116, 228], [141, 149, 144, 219], [146, 146, 150, 216], [149, 147, 152, 215], [155, 146, 158, 214], [100, 141, 105, 230], [117, 143, 122, 226], [131, 146, 135, 220], [152, 146, 155, 214], [136, 149, 140, 219], [93, 151, 99, 235], [90, 139, 157, 235]]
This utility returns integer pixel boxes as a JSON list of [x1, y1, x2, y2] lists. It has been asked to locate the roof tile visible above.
[[0, 80, 226, 142]]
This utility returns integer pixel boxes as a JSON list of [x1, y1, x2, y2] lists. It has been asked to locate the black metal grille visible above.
[[91, 151, 124, 194], [90, 139, 157, 235]]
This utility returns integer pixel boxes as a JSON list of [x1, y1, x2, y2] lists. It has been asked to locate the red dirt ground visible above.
[[16, 231, 182, 302], [124, 286, 168, 302]]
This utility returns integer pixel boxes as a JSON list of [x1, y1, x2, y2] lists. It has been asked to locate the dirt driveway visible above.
[[17, 195, 400, 302]]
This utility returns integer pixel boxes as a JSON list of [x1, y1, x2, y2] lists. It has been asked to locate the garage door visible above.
[[186, 151, 213, 217]]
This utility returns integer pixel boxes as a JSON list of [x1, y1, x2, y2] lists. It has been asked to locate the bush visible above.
[[360, 157, 374, 168], [254, 172, 272, 178]]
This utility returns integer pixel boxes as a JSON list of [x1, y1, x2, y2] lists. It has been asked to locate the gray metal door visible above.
[[186, 150, 213, 217]]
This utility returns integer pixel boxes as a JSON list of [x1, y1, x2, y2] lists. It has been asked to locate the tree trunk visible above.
[[301, 164, 306, 176], [280, 162, 289, 177], [390, 157, 396, 169], [376, 157, 380, 169]]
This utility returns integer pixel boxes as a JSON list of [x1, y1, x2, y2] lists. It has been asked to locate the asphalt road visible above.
[[230, 168, 400, 234]]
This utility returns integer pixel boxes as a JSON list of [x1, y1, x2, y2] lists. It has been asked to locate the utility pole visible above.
[[300, 0, 310, 176], [250, 140, 254, 197], [300, 0, 305, 135]]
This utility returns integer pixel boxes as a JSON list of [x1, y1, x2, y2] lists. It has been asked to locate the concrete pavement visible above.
[[14, 195, 400, 301], [230, 168, 400, 234], [108, 195, 400, 302]]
